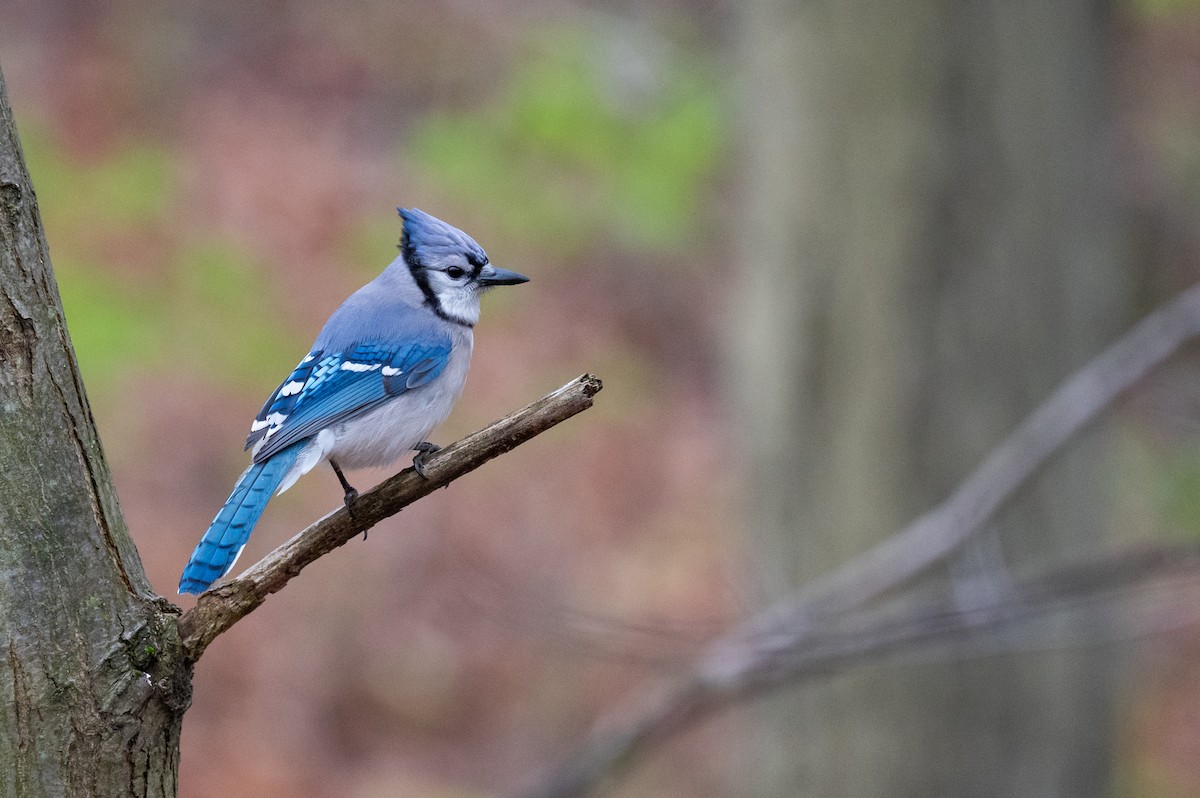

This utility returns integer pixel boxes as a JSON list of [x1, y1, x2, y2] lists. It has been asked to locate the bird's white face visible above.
[[421, 250, 486, 327]]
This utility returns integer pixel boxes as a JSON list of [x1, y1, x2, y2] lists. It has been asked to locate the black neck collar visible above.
[[401, 241, 475, 328]]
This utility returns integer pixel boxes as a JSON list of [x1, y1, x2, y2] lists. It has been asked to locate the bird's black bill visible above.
[[477, 265, 529, 286]]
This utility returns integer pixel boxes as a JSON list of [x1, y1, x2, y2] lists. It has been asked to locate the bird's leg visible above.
[[330, 460, 367, 539], [330, 459, 359, 504], [412, 441, 442, 479]]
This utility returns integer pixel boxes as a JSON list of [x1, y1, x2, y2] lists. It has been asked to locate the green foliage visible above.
[[337, 217, 403, 282], [21, 130, 173, 226], [168, 242, 298, 385], [1128, 0, 1200, 17], [1153, 447, 1200, 537], [408, 25, 726, 257], [22, 128, 296, 395], [52, 256, 167, 383]]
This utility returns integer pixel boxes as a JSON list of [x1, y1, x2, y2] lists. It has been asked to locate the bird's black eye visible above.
[[446, 266, 466, 279]]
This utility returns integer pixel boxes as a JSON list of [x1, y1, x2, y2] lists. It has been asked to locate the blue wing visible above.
[[246, 337, 453, 464]]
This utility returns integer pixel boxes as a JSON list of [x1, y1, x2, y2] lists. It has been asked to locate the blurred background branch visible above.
[[522, 281, 1200, 796], [523, 543, 1200, 798]]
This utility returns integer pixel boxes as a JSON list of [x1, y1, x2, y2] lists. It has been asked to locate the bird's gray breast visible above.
[[327, 327, 474, 469]]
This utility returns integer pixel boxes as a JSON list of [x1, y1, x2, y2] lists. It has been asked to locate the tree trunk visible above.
[[0, 66, 187, 797], [730, 1, 1127, 796]]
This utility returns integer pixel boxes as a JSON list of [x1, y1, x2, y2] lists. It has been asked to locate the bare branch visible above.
[[522, 544, 1200, 798], [522, 282, 1200, 797], [178, 373, 603, 663], [766, 281, 1200, 628]]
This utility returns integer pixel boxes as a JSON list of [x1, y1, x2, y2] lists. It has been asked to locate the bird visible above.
[[178, 208, 528, 594]]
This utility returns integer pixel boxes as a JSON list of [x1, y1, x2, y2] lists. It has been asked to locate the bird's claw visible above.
[[412, 441, 442, 479], [342, 488, 368, 539]]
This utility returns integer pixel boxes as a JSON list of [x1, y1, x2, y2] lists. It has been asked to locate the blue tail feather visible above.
[[179, 442, 305, 594]]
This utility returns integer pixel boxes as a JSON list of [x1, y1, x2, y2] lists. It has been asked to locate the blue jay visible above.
[[179, 208, 528, 594]]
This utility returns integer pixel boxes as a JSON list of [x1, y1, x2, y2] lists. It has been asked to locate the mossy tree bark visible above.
[[0, 67, 189, 797]]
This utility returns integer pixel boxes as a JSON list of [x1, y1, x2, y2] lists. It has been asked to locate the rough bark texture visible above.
[[730, 1, 1127, 796], [0, 67, 189, 798]]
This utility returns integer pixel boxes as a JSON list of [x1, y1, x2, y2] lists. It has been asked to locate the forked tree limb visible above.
[[178, 373, 603, 663], [738, 281, 1200, 645], [521, 281, 1200, 798], [521, 544, 1200, 798]]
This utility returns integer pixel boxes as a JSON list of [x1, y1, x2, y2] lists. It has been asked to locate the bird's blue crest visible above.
[[398, 207, 488, 269]]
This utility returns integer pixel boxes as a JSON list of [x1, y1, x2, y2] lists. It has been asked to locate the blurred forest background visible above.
[[4, 0, 1200, 796]]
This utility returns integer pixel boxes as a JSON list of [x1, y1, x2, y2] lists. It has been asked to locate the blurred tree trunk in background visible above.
[[0, 67, 187, 797], [728, 1, 1128, 796]]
